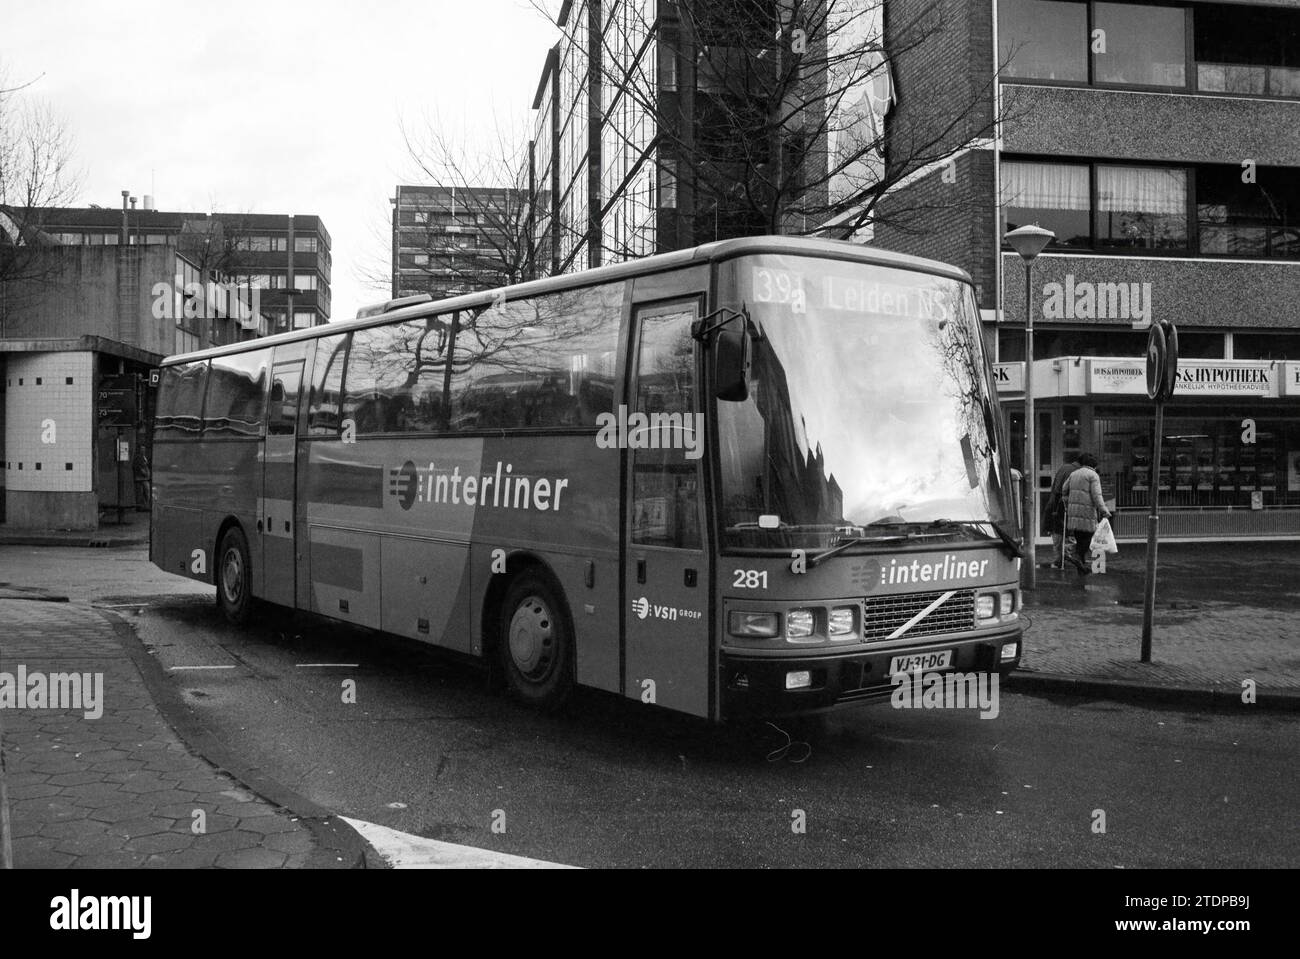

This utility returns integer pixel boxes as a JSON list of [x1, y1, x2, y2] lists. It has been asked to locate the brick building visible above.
[[871, 0, 1300, 540]]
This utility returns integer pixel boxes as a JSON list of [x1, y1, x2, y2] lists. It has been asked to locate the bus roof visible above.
[[160, 236, 975, 367]]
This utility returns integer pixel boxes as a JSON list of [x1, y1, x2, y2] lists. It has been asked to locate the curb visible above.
[[0, 535, 148, 549], [94, 607, 375, 869], [1006, 670, 1300, 712]]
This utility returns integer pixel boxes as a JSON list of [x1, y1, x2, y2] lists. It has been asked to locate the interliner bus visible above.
[[150, 236, 1024, 722]]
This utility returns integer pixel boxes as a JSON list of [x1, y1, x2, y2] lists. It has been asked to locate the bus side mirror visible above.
[[1010, 468, 1024, 533], [713, 325, 751, 402]]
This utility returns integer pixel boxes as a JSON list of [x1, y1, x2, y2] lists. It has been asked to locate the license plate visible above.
[[889, 650, 953, 675]]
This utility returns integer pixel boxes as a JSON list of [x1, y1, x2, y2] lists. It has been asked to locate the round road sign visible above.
[[1146, 323, 1167, 401]]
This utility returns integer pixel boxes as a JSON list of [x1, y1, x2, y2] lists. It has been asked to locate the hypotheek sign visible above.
[[1087, 360, 1277, 397]]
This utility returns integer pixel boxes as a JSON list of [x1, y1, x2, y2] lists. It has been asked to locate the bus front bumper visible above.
[[720, 626, 1022, 720]]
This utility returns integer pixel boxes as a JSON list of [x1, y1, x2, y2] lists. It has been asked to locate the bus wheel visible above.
[[499, 572, 574, 711], [216, 526, 253, 626]]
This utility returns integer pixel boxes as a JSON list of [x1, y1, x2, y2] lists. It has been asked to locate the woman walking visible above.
[[1063, 452, 1112, 574]]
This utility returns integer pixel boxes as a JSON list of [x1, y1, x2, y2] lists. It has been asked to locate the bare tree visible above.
[[0, 66, 80, 335], [377, 115, 538, 303]]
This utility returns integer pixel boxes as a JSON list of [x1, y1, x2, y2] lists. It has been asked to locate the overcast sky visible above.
[[1, 0, 560, 318]]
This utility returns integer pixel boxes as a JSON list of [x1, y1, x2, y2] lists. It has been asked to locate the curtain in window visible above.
[[1002, 162, 1089, 210], [1097, 166, 1186, 214]]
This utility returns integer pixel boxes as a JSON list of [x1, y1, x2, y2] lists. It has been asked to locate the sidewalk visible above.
[[0, 510, 149, 548], [0, 595, 364, 868], [1012, 540, 1300, 708]]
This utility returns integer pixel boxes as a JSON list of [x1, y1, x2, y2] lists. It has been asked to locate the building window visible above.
[[1198, 165, 1300, 257], [998, 0, 1089, 82], [1233, 332, 1300, 360], [1195, 4, 1300, 98], [659, 158, 677, 209], [294, 236, 318, 253], [1002, 160, 1091, 247], [1095, 165, 1188, 250], [293, 274, 318, 291], [294, 311, 315, 329], [1093, 3, 1187, 87]]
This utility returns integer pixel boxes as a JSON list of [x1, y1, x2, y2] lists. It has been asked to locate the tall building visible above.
[[390, 184, 529, 299], [31, 203, 332, 331], [528, 0, 849, 277], [871, 0, 1300, 541]]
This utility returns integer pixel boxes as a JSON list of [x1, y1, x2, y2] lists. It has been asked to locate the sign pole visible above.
[[1141, 320, 1177, 662], [1141, 398, 1164, 662]]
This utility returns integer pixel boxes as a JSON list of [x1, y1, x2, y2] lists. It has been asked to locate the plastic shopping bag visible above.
[[1092, 517, 1118, 554]]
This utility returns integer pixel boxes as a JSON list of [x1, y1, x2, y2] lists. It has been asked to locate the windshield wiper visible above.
[[928, 518, 1024, 559], [807, 526, 965, 568]]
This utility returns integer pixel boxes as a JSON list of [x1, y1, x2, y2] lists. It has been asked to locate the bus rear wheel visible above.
[[498, 572, 574, 711], [216, 526, 253, 626]]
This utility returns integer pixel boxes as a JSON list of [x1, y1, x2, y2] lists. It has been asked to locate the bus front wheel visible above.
[[216, 526, 253, 626], [498, 572, 574, 711]]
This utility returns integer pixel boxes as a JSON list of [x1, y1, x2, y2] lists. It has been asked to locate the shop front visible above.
[[996, 357, 1300, 541]]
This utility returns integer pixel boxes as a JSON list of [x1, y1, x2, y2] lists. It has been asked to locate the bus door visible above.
[[623, 298, 710, 718], [262, 343, 307, 608]]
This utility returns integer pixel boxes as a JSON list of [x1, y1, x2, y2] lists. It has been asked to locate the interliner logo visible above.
[[0, 666, 103, 719], [891, 667, 999, 719]]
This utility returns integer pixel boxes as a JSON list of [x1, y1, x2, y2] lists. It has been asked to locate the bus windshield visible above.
[[716, 254, 1012, 551]]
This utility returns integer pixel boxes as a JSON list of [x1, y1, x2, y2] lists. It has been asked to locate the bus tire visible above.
[[498, 571, 574, 711], [216, 526, 253, 626]]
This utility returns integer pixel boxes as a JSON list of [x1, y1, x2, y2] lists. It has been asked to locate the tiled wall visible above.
[[4, 352, 94, 493]]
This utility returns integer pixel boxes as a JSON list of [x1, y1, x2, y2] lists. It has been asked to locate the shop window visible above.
[[1233, 332, 1300, 360], [1095, 411, 1300, 510]]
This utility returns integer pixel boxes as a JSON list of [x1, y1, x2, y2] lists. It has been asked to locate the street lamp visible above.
[[1004, 223, 1055, 590]]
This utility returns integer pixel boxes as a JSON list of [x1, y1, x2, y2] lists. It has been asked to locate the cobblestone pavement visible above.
[[0, 597, 327, 868], [1018, 542, 1300, 694]]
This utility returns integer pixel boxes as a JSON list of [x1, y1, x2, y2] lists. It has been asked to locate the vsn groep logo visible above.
[[388, 460, 418, 510]]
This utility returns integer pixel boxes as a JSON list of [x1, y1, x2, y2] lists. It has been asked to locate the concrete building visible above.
[[32, 204, 332, 331], [0, 240, 261, 529], [871, 0, 1300, 540]]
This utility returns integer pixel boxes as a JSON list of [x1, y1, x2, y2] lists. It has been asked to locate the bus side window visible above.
[[155, 361, 208, 438], [631, 304, 702, 549], [268, 361, 304, 436], [308, 334, 349, 436], [205, 351, 269, 437]]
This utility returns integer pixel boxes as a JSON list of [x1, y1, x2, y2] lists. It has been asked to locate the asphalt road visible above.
[[3, 545, 1297, 868]]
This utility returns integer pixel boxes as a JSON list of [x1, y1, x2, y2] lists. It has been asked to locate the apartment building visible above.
[[391, 184, 529, 299]]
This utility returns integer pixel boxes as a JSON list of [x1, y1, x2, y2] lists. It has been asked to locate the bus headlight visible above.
[[785, 609, 816, 640], [829, 606, 857, 639], [729, 611, 780, 638], [976, 594, 996, 620], [999, 589, 1019, 619]]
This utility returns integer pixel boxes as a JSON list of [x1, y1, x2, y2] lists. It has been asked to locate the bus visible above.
[[150, 236, 1024, 722]]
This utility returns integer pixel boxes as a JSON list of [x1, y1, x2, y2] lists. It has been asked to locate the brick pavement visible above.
[[0, 598, 331, 868], [1016, 542, 1300, 697]]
